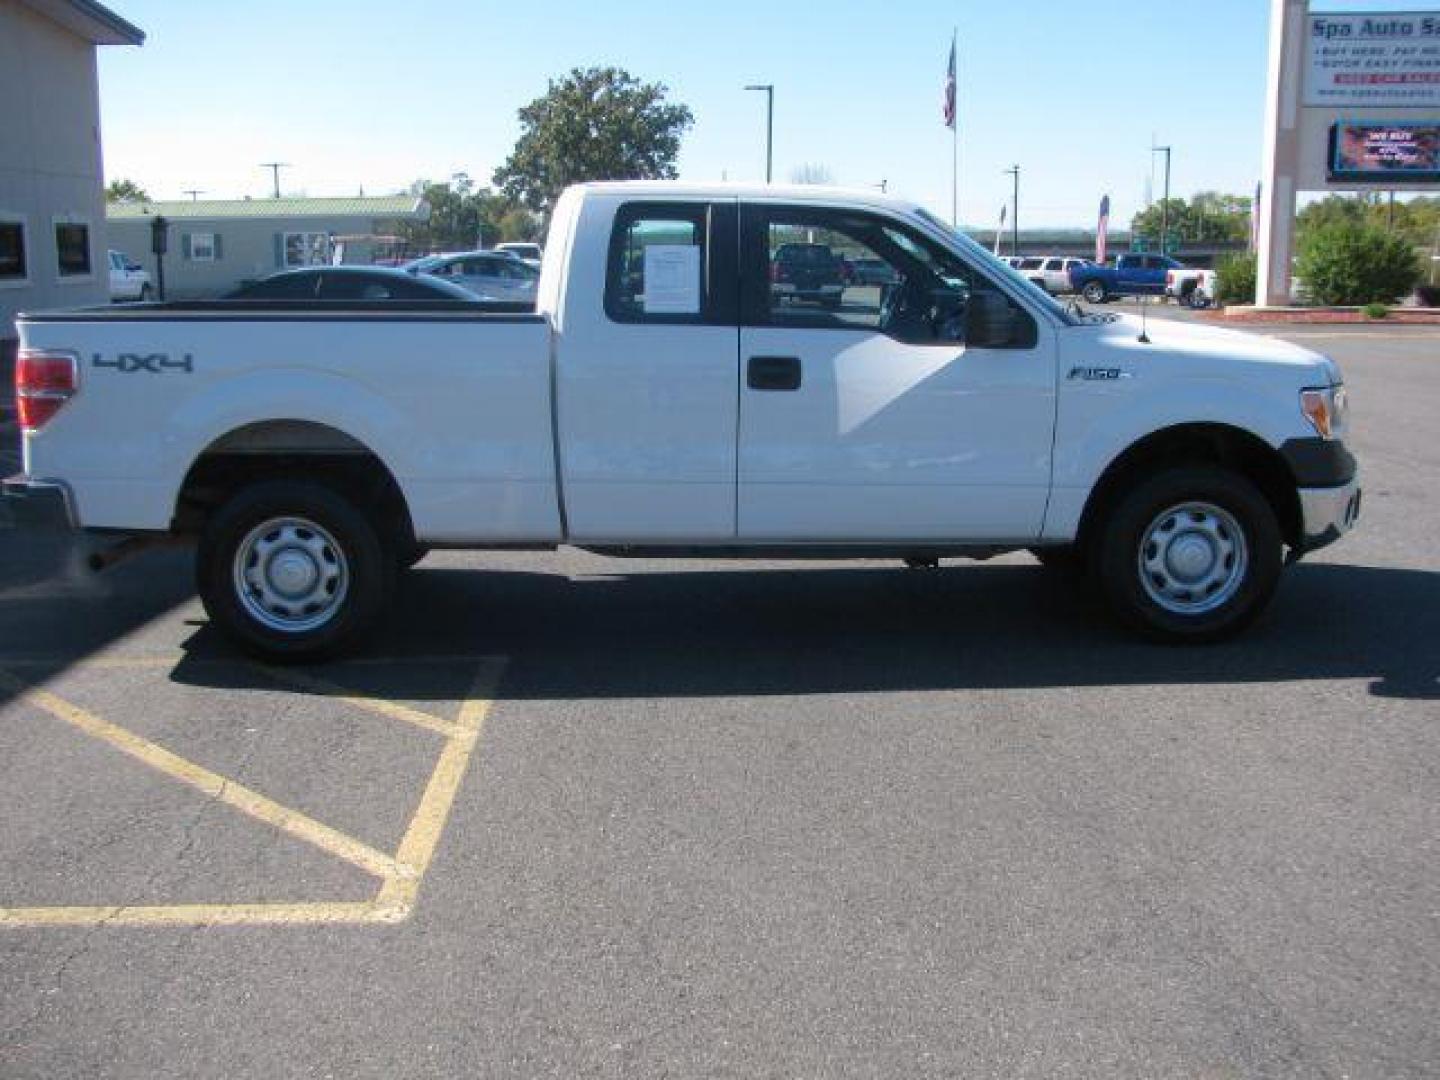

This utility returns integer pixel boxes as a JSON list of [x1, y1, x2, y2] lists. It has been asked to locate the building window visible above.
[[0, 216, 26, 284], [284, 232, 331, 268], [55, 220, 92, 278], [188, 232, 217, 262]]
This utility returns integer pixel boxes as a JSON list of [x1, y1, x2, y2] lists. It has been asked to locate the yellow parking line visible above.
[[0, 901, 405, 928], [253, 665, 465, 739], [0, 669, 406, 883], [0, 654, 507, 928], [375, 658, 505, 913]]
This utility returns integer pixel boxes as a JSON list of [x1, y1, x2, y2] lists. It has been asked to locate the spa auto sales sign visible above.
[[1306, 12, 1440, 107]]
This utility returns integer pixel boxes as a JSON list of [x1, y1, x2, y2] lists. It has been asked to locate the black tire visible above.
[[196, 480, 395, 662], [1092, 466, 1282, 642], [1081, 280, 1108, 304], [399, 542, 431, 570]]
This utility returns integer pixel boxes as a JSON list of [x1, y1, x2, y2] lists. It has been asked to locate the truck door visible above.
[[736, 203, 1055, 542], [1116, 254, 1145, 293], [554, 198, 741, 540]]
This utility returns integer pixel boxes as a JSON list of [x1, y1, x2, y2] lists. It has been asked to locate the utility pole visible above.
[[259, 162, 290, 199], [182, 189, 204, 202], [744, 84, 774, 183], [1152, 144, 1172, 254], [1004, 165, 1020, 256]]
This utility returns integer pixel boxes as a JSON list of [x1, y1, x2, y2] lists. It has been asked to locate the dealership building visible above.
[[106, 196, 431, 299], [0, 0, 144, 373]]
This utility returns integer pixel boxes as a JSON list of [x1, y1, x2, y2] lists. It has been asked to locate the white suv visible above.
[[1036, 256, 1086, 295]]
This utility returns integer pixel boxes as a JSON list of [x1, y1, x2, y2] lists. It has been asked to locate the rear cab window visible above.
[[603, 201, 737, 324]]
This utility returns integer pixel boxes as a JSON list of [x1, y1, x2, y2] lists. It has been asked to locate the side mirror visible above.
[[964, 291, 1016, 348]]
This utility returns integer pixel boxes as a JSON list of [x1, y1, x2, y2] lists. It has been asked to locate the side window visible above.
[[749, 206, 1036, 348], [604, 203, 712, 323], [1044, 258, 1063, 271]]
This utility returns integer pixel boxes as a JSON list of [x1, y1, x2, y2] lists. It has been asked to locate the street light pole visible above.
[[260, 162, 290, 199], [1004, 165, 1020, 256], [744, 84, 774, 183], [1152, 144, 1172, 254]]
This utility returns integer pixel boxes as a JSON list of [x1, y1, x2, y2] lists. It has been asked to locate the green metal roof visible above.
[[107, 196, 427, 221]]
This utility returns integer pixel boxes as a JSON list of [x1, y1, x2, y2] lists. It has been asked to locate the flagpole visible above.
[[951, 29, 958, 228]]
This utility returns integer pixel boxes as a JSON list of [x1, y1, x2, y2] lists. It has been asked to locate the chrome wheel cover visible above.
[[1137, 501, 1248, 616], [232, 517, 349, 634]]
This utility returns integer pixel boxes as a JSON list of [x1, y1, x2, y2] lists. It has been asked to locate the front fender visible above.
[[1043, 375, 1298, 542]]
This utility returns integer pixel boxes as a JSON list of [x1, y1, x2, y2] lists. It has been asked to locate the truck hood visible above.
[[1085, 313, 1342, 386]]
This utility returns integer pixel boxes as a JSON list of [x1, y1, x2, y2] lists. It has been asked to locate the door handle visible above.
[[747, 355, 802, 391]]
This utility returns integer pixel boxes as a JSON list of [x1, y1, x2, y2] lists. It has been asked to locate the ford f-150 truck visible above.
[[7, 182, 1360, 659], [1069, 253, 1191, 303]]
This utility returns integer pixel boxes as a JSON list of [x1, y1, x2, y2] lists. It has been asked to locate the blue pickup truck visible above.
[[1068, 254, 1188, 303]]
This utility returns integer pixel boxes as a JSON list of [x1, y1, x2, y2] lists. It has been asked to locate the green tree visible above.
[[1295, 220, 1421, 305], [105, 178, 149, 203], [1298, 193, 1440, 251], [1130, 192, 1251, 244], [494, 67, 693, 212], [497, 208, 540, 244]]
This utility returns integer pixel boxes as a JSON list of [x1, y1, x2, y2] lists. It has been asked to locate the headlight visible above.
[[1300, 386, 1346, 440]]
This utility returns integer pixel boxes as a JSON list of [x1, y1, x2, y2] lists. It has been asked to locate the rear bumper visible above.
[[1297, 475, 1362, 554], [2, 476, 78, 530]]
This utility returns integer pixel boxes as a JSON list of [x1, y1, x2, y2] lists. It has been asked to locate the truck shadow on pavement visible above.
[[171, 560, 1439, 703]]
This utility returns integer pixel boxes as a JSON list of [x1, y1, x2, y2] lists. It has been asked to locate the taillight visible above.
[[16, 350, 79, 432]]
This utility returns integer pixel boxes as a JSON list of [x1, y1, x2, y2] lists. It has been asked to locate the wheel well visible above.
[[173, 421, 414, 546], [1075, 424, 1302, 554]]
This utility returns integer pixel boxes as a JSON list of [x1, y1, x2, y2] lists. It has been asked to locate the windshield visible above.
[[912, 208, 1078, 326]]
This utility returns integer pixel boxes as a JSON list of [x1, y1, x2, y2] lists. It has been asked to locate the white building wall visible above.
[[0, 0, 110, 346]]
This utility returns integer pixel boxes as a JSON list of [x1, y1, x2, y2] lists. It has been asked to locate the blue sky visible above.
[[97, 0, 1430, 229]]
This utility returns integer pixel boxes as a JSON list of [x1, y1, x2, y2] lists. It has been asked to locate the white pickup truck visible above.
[[8, 182, 1360, 659]]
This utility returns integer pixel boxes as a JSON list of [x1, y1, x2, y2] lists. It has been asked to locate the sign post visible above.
[[1257, 2, 1440, 307]]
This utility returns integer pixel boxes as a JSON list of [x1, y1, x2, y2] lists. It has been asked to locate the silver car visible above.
[[405, 251, 539, 302]]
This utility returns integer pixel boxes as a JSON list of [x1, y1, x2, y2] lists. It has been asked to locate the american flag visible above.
[[943, 38, 957, 129], [1095, 194, 1111, 264]]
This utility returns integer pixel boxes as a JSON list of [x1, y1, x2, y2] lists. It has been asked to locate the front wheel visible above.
[[1093, 466, 1282, 642], [196, 481, 394, 661], [1080, 280, 1108, 304]]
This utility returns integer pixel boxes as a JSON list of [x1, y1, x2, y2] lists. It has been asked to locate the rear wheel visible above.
[[196, 480, 394, 661], [1081, 280, 1108, 304], [1093, 466, 1281, 642]]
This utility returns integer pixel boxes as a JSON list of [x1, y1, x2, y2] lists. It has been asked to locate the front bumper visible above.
[[1297, 475, 1362, 555], [2, 476, 78, 530]]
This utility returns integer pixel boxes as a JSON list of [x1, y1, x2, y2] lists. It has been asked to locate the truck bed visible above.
[[17, 301, 562, 542]]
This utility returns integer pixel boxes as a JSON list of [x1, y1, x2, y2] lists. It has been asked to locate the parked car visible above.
[[1035, 256, 1087, 295], [405, 251, 539, 302], [1165, 267, 1216, 308], [494, 242, 543, 267], [771, 243, 846, 307], [9, 181, 1359, 660], [1068, 254, 1189, 303], [108, 250, 152, 302], [224, 266, 480, 301]]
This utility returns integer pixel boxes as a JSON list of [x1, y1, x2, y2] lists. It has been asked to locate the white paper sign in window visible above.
[[642, 244, 701, 314]]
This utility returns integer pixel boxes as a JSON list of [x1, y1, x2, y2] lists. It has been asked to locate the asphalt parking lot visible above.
[[1, 313, 1437, 1078]]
